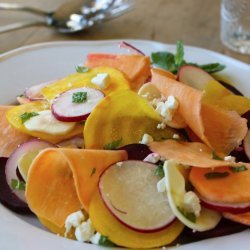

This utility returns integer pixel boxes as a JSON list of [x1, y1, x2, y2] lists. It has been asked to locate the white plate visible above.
[[0, 40, 250, 250]]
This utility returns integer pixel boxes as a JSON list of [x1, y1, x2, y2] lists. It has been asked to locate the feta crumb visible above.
[[91, 73, 110, 89], [224, 155, 236, 162], [65, 210, 85, 236], [157, 122, 166, 130], [90, 232, 102, 245], [173, 133, 180, 139], [139, 133, 154, 144], [157, 177, 166, 193], [165, 95, 179, 109], [182, 191, 201, 217], [75, 219, 95, 242], [116, 162, 123, 167], [143, 153, 160, 163]]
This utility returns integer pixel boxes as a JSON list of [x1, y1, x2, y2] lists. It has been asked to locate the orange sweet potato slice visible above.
[[190, 166, 250, 203], [0, 106, 32, 157], [223, 212, 250, 226], [149, 139, 250, 168], [89, 190, 184, 249], [85, 54, 151, 91], [151, 68, 247, 154]]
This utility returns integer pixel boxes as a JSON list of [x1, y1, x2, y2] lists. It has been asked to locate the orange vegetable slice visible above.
[[151, 68, 247, 154], [190, 166, 250, 203], [0, 106, 32, 157], [149, 139, 250, 168], [41, 67, 130, 101], [6, 101, 83, 143], [89, 190, 184, 249], [85, 53, 151, 91], [223, 212, 250, 226], [84, 90, 177, 149]]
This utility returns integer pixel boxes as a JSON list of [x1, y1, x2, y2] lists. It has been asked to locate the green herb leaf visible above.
[[177, 206, 196, 223], [151, 52, 177, 73], [98, 235, 115, 247], [199, 63, 226, 74], [154, 161, 164, 178], [72, 92, 87, 103], [11, 179, 26, 191], [103, 138, 122, 150], [75, 66, 89, 73], [175, 40, 184, 67], [204, 171, 230, 179], [17, 93, 24, 98], [90, 168, 96, 177], [212, 151, 223, 161], [230, 165, 248, 173], [20, 112, 39, 123]]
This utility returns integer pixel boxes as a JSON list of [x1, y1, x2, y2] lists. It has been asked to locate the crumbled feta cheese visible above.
[[143, 153, 161, 163], [157, 122, 166, 130], [91, 73, 110, 89], [224, 155, 236, 162], [173, 133, 180, 139], [65, 210, 85, 236], [90, 232, 102, 245], [182, 191, 201, 217], [157, 177, 166, 193], [165, 95, 179, 109], [116, 162, 123, 167], [139, 133, 154, 144], [75, 219, 95, 242]]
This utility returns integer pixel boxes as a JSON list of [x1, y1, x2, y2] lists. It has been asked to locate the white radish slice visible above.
[[163, 160, 221, 231], [5, 139, 55, 202], [99, 160, 175, 232], [177, 65, 214, 90], [24, 110, 76, 135], [25, 80, 55, 100], [243, 129, 250, 160], [52, 87, 104, 122], [138, 82, 161, 101]]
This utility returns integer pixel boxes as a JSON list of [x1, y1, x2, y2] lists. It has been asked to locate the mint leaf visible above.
[[204, 172, 230, 179], [199, 63, 226, 74], [98, 235, 115, 247], [72, 92, 87, 103], [20, 112, 39, 123], [11, 179, 26, 191], [151, 52, 177, 73], [154, 161, 164, 178], [230, 165, 248, 173], [103, 138, 122, 150], [75, 66, 89, 73], [175, 40, 184, 67]]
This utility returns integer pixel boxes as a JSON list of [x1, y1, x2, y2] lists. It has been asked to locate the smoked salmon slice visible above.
[[151, 68, 247, 155], [0, 106, 32, 157], [85, 54, 151, 91]]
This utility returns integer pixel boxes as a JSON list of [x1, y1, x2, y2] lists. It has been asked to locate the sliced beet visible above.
[[0, 157, 31, 214], [118, 143, 152, 160]]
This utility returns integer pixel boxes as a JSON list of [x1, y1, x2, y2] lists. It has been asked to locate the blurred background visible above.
[[1, 0, 249, 63]]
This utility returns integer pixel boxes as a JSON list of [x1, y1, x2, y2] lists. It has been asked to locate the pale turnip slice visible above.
[[51, 87, 104, 122], [99, 160, 175, 232], [243, 129, 250, 161]]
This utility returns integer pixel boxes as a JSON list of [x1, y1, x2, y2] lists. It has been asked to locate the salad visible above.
[[0, 41, 250, 249]]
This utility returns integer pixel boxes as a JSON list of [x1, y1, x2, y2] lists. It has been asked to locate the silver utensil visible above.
[[0, 0, 135, 33]]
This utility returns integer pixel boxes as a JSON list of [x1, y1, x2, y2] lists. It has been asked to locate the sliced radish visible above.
[[243, 129, 250, 161], [0, 157, 31, 213], [52, 87, 104, 122], [5, 139, 55, 203], [177, 65, 214, 90], [99, 160, 175, 233], [119, 41, 145, 55], [199, 193, 250, 214], [24, 80, 55, 100], [57, 136, 84, 148]]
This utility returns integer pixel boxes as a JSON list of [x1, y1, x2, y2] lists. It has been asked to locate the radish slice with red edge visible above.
[[0, 157, 31, 214], [99, 160, 175, 233], [5, 139, 55, 203], [52, 87, 104, 122], [119, 41, 145, 55]]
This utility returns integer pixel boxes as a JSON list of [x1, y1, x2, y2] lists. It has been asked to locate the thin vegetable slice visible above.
[[84, 90, 177, 149], [41, 67, 130, 101], [223, 212, 250, 226], [89, 190, 184, 249], [6, 101, 83, 143]]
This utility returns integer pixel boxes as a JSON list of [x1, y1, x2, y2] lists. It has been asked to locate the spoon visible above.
[[0, 0, 134, 33]]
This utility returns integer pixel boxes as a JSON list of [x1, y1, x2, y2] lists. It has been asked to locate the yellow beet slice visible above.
[[84, 90, 177, 149], [41, 67, 130, 101], [6, 101, 83, 143], [89, 191, 184, 249], [190, 166, 250, 203]]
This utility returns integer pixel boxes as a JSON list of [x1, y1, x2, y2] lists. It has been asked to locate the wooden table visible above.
[[1, 0, 250, 63]]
